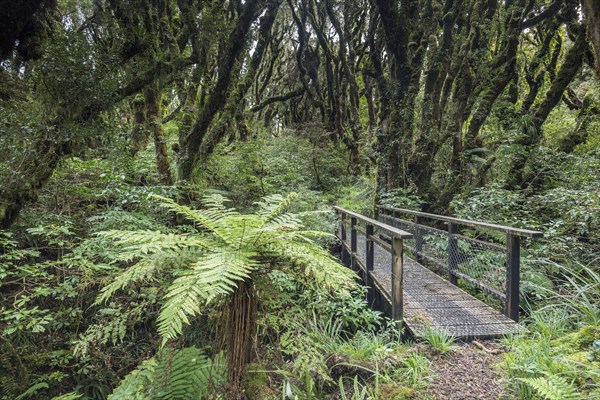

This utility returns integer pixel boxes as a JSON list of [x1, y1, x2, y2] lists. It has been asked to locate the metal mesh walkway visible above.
[[349, 233, 518, 339]]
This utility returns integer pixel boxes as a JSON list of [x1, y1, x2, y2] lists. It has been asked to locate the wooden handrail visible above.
[[377, 205, 543, 238], [334, 206, 413, 239], [334, 205, 408, 330]]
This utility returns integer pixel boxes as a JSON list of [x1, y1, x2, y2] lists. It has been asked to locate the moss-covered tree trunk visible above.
[[130, 96, 149, 156], [583, 0, 600, 78], [144, 82, 173, 185], [178, 0, 264, 181], [507, 24, 587, 188]]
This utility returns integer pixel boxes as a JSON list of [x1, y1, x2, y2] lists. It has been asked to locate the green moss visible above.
[[379, 383, 416, 399], [552, 325, 600, 352], [241, 363, 276, 400]]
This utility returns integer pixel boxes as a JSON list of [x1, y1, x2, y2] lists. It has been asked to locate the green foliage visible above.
[[334, 177, 376, 216], [503, 260, 600, 399], [379, 188, 423, 211], [338, 375, 370, 400], [109, 347, 225, 400], [420, 326, 457, 355], [199, 132, 350, 208], [518, 375, 580, 400], [96, 193, 357, 343], [400, 352, 430, 387], [14, 382, 49, 400], [50, 393, 83, 400]]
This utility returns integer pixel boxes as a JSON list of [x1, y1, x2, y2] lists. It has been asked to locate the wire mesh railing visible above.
[[377, 205, 543, 321]]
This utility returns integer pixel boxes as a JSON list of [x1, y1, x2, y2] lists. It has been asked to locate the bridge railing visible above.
[[376, 205, 543, 322], [333, 206, 412, 326]]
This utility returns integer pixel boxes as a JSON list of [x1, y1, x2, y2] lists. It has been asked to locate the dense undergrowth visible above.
[[1, 120, 599, 399]]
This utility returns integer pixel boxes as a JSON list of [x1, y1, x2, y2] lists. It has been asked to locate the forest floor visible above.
[[426, 340, 509, 400]]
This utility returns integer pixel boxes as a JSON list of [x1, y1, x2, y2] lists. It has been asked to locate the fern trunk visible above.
[[226, 279, 257, 390]]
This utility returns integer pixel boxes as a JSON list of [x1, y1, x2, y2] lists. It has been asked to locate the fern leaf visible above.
[[155, 348, 225, 400], [257, 192, 298, 222], [157, 250, 258, 341], [15, 383, 49, 400], [110, 348, 224, 400], [150, 195, 235, 245], [96, 259, 157, 303], [273, 241, 357, 290], [518, 375, 580, 400], [97, 230, 208, 260], [108, 358, 157, 399]]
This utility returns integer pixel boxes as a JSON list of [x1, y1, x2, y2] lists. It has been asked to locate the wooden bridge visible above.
[[334, 206, 543, 340]]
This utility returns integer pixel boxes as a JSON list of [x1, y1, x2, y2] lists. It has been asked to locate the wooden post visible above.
[[350, 217, 357, 253], [448, 222, 458, 285], [506, 234, 520, 322], [350, 217, 357, 269], [341, 213, 348, 265], [366, 224, 374, 304], [391, 235, 404, 330], [414, 215, 423, 264]]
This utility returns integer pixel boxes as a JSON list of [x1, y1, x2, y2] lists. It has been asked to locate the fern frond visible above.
[[96, 259, 157, 303], [201, 193, 231, 210], [257, 192, 298, 222], [97, 230, 208, 260], [157, 250, 258, 341], [108, 358, 157, 399], [150, 195, 234, 245], [273, 241, 357, 290], [518, 375, 580, 400], [260, 212, 302, 230], [155, 348, 225, 400], [109, 348, 225, 400], [15, 382, 49, 400], [263, 230, 335, 243]]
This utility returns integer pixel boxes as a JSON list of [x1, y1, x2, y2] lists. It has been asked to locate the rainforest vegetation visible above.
[[0, 0, 599, 399]]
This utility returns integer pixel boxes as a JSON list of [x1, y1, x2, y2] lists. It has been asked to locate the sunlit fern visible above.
[[96, 192, 357, 343], [518, 374, 581, 400]]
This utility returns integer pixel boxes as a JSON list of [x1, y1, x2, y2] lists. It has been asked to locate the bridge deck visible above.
[[345, 233, 518, 339]]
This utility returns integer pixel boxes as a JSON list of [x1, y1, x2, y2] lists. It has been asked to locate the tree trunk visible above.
[[226, 279, 257, 390], [507, 24, 587, 188], [178, 0, 264, 180], [130, 96, 149, 156], [582, 0, 600, 78], [144, 82, 173, 185]]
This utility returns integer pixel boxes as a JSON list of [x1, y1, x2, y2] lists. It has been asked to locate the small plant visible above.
[[338, 375, 370, 400], [401, 352, 431, 387], [518, 374, 580, 400], [108, 347, 225, 400], [421, 326, 458, 355]]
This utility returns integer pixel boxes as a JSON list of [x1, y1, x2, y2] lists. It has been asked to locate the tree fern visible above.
[[96, 193, 357, 347], [149, 195, 235, 245], [518, 375, 581, 400]]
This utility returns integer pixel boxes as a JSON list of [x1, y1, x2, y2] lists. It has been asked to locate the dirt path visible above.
[[426, 341, 510, 400]]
